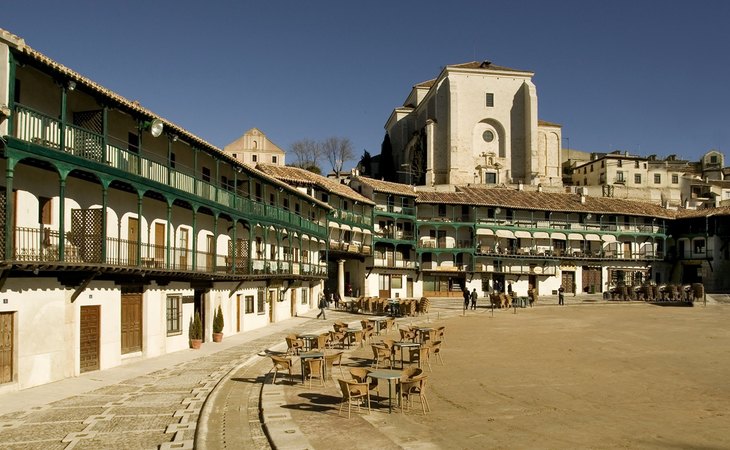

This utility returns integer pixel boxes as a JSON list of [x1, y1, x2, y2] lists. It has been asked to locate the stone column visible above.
[[338, 259, 345, 299]]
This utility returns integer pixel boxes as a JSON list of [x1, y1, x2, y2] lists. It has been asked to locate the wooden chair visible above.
[[314, 333, 330, 350], [400, 367, 423, 381], [338, 378, 370, 419], [270, 355, 293, 384], [383, 318, 395, 335], [436, 326, 445, 343], [285, 335, 304, 356], [333, 321, 348, 333], [350, 367, 379, 400], [400, 375, 430, 414], [409, 345, 431, 371], [362, 325, 374, 344], [329, 330, 348, 349], [380, 338, 396, 361], [430, 340, 444, 365], [324, 351, 345, 380], [304, 357, 325, 388], [349, 329, 364, 348], [371, 344, 393, 369], [399, 327, 417, 342]]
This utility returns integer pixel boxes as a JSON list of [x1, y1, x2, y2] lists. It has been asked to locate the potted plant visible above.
[[212, 305, 224, 343], [189, 312, 203, 349]]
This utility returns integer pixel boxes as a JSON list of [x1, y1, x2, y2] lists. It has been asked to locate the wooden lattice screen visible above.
[[70, 208, 103, 263], [228, 238, 249, 273]]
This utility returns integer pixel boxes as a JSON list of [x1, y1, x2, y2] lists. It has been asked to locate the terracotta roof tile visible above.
[[538, 119, 562, 127], [674, 206, 730, 219], [354, 177, 418, 197], [256, 164, 374, 205], [449, 61, 533, 74], [417, 186, 676, 219]]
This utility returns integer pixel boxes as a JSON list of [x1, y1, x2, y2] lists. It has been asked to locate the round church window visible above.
[[482, 130, 494, 142]]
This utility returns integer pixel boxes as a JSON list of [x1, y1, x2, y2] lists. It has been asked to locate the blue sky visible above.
[[4, 1, 730, 170]]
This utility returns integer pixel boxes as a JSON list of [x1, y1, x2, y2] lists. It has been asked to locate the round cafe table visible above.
[[367, 369, 401, 413]]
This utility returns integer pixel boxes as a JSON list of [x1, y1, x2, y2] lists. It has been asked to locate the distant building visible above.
[[223, 128, 285, 166], [385, 61, 562, 187]]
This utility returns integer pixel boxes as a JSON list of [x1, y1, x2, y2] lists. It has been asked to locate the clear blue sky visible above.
[[5, 1, 730, 170]]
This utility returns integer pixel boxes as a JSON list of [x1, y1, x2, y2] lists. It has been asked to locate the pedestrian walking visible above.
[[317, 292, 328, 319], [463, 287, 470, 311], [558, 285, 565, 306], [333, 291, 341, 310], [470, 288, 478, 310]]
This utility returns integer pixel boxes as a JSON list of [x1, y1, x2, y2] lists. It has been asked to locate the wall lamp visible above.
[[67, 80, 76, 91]]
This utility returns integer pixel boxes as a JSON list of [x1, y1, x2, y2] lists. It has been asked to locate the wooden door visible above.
[[236, 295, 241, 332], [154, 222, 165, 268], [561, 271, 575, 294], [407, 278, 413, 298], [623, 242, 632, 259], [0, 312, 13, 383], [128, 217, 139, 266], [379, 274, 391, 299], [80, 306, 100, 373], [121, 294, 142, 354], [582, 268, 601, 294]]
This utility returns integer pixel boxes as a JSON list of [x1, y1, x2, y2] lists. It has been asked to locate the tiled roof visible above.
[[414, 79, 436, 88], [416, 186, 676, 219], [448, 61, 533, 75], [245, 165, 332, 210], [2, 28, 222, 158], [354, 177, 418, 197], [256, 164, 374, 205], [674, 206, 730, 219]]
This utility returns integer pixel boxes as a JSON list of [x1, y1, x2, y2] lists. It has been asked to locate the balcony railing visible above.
[[374, 205, 416, 215], [328, 239, 373, 255], [373, 259, 417, 269], [474, 219, 665, 235], [11, 104, 327, 239], [11, 226, 327, 276], [331, 209, 373, 226]]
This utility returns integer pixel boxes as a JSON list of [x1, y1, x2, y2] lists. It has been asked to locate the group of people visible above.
[[316, 288, 342, 319]]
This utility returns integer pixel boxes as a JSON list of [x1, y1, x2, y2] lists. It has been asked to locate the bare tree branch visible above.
[[322, 136, 354, 177], [290, 138, 323, 172]]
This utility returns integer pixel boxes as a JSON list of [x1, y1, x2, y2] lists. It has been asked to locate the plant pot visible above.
[[212, 332, 223, 343], [190, 339, 202, 349]]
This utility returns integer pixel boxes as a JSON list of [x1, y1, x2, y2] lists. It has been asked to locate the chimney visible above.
[[537, 183, 543, 193]]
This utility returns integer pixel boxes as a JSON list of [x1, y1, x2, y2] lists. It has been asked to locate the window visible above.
[[301, 289, 307, 305], [635, 161, 640, 168], [252, 154, 258, 162], [245, 295, 254, 314], [39, 196, 52, 225], [321, 193, 329, 203], [654, 174, 661, 184], [583, 167, 587, 174], [485, 172, 497, 184], [438, 204, 446, 217], [392, 276, 402, 289], [693, 239, 705, 254], [616, 171, 625, 182], [202, 167, 211, 182], [634, 174, 642, 184], [257, 290, 265, 314], [166, 295, 182, 335], [486, 93, 494, 107], [590, 165, 594, 172], [601, 160, 605, 168], [710, 155, 718, 163], [128, 132, 139, 154], [272, 155, 278, 164], [672, 174, 679, 184], [617, 159, 622, 167]]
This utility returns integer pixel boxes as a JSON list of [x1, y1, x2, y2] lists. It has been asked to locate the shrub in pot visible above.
[[213, 305, 224, 343], [189, 312, 203, 349]]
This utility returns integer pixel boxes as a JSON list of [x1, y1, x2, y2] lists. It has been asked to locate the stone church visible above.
[[385, 61, 562, 187]]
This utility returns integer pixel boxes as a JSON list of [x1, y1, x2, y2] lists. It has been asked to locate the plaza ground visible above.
[[0, 296, 728, 449]]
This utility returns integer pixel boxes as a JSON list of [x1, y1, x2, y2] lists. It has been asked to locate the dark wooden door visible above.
[[155, 222, 165, 267], [561, 271, 575, 294], [0, 312, 13, 383], [80, 306, 100, 373], [582, 268, 601, 293], [121, 294, 142, 354]]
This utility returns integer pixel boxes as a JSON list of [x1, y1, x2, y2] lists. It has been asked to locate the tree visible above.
[[290, 139, 323, 172], [358, 150, 373, 176], [380, 133, 395, 181], [322, 136, 354, 177]]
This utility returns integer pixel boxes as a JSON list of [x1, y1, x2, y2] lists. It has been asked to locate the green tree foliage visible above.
[[380, 133, 395, 181], [189, 312, 202, 340]]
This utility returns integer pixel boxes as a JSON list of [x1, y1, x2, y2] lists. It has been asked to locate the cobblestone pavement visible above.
[[0, 307, 369, 450]]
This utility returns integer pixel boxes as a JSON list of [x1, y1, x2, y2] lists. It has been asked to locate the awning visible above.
[[585, 233, 601, 241], [601, 234, 617, 243], [496, 229, 515, 239], [338, 224, 352, 232], [476, 228, 495, 236], [568, 233, 584, 241], [533, 231, 550, 239], [362, 229, 372, 235], [551, 232, 567, 241], [514, 230, 532, 239]]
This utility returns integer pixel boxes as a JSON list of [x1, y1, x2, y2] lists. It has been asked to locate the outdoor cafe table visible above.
[[297, 334, 319, 352], [387, 299, 400, 317], [299, 351, 324, 383], [368, 369, 401, 413], [416, 327, 433, 343], [368, 318, 387, 335], [393, 341, 421, 369], [344, 328, 362, 348]]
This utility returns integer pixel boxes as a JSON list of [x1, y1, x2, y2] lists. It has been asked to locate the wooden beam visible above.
[[70, 271, 100, 302]]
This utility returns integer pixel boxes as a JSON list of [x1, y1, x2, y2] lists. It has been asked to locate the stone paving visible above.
[[0, 293, 720, 449]]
